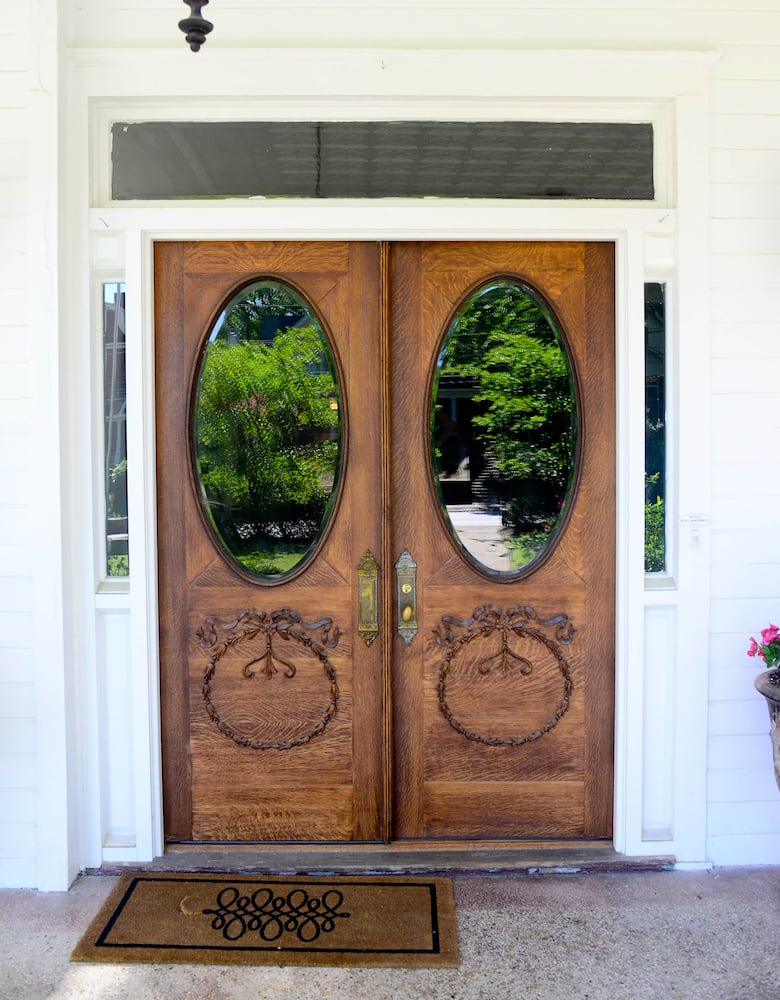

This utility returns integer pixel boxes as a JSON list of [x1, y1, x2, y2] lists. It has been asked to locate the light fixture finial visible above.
[[178, 0, 213, 52]]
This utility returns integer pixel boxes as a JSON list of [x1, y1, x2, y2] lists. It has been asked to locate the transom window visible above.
[[111, 120, 654, 201]]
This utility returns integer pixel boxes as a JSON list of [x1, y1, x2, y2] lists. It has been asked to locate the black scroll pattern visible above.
[[202, 884, 351, 943]]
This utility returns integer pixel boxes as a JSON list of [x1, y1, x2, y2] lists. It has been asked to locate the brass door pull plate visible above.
[[395, 549, 418, 645], [357, 549, 380, 647]]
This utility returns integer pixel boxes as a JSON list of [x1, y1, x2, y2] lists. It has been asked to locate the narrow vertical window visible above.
[[104, 283, 128, 577], [645, 282, 666, 573]]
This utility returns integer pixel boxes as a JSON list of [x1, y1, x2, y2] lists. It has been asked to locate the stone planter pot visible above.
[[754, 670, 780, 792]]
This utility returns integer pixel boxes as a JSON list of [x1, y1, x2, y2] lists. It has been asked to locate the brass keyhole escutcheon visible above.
[[395, 549, 418, 645]]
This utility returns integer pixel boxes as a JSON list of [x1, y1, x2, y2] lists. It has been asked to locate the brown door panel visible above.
[[156, 240, 614, 844]]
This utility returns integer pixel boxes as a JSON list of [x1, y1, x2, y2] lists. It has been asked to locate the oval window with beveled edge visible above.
[[192, 280, 342, 581], [431, 278, 579, 576]]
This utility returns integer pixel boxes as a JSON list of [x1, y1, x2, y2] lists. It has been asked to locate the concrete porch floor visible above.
[[2, 867, 779, 1000]]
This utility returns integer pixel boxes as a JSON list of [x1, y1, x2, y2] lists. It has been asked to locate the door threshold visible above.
[[98, 841, 674, 877]]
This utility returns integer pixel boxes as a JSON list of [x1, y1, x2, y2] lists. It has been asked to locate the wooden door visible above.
[[155, 240, 614, 844], [389, 242, 615, 839], [156, 242, 388, 842]]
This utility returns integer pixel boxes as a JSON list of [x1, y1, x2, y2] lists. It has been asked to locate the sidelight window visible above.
[[103, 282, 129, 577], [645, 282, 666, 574]]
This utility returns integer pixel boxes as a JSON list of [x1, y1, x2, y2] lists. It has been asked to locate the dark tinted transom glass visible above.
[[112, 121, 654, 200]]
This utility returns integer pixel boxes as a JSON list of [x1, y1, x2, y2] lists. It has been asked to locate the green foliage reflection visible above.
[[644, 474, 665, 573], [434, 281, 577, 571], [193, 283, 340, 577]]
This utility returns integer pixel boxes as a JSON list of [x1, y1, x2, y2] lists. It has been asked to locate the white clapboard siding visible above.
[[65, 3, 780, 50], [708, 44, 780, 864], [711, 184, 780, 221], [0, 5, 37, 888]]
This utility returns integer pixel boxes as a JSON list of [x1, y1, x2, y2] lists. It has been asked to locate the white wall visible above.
[[4, 1, 780, 888], [0, 8, 38, 890], [1, 1, 71, 891], [64, 0, 780, 51], [708, 45, 780, 863]]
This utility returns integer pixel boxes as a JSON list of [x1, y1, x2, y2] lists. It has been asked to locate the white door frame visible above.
[[55, 47, 715, 885]]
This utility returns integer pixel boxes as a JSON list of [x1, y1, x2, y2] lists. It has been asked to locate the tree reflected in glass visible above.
[[432, 280, 578, 574], [193, 281, 341, 579]]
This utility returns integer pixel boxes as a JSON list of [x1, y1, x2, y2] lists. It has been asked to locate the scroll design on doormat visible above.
[[202, 884, 351, 943], [197, 609, 339, 750], [433, 604, 574, 746]]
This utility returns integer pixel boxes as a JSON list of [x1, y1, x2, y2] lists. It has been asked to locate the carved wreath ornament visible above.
[[433, 604, 575, 746], [197, 608, 340, 751]]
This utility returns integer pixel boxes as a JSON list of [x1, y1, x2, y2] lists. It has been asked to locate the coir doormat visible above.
[[71, 872, 459, 968]]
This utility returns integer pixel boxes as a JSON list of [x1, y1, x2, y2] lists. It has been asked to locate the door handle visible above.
[[395, 549, 418, 645], [357, 549, 380, 647]]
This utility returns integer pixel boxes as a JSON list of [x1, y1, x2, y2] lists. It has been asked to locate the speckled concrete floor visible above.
[[2, 867, 779, 1000]]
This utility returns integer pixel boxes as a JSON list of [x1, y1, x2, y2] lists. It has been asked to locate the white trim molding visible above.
[[53, 47, 715, 885]]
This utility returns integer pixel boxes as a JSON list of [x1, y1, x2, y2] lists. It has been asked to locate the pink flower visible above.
[[761, 624, 780, 644], [748, 623, 780, 670]]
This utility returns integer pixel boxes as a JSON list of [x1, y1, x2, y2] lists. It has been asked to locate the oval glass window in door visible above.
[[431, 279, 579, 576], [192, 280, 342, 581]]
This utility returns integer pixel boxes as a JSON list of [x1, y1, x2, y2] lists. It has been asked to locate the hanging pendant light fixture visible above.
[[179, 0, 213, 51]]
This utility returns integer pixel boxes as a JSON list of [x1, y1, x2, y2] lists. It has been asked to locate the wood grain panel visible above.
[[423, 782, 584, 839], [183, 240, 351, 274], [582, 241, 617, 835], [192, 787, 354, 842], [156, 242, 193, 840]]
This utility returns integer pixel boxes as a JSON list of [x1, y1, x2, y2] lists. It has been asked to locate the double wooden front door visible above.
[[156, 240, 615, 844]]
